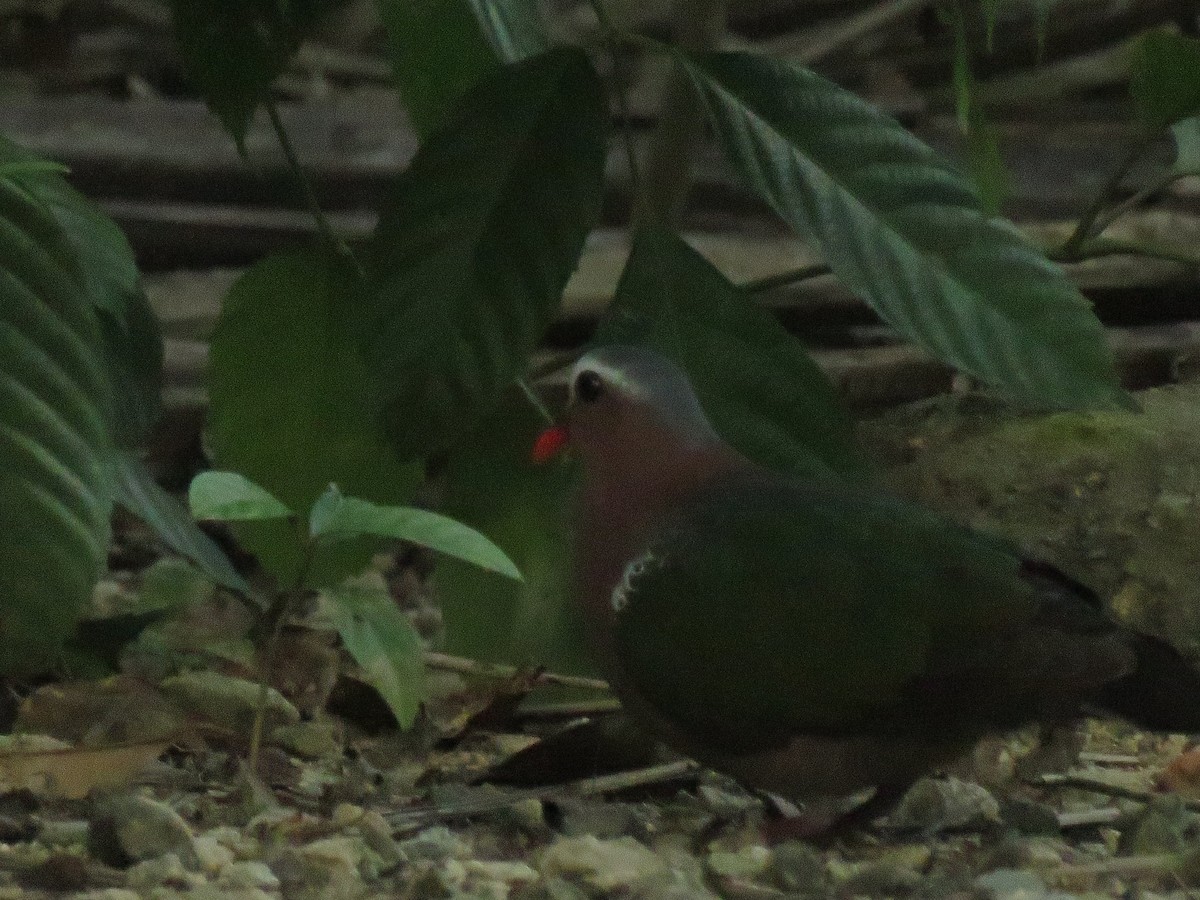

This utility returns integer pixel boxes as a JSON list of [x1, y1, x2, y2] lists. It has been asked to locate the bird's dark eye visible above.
[[575, 370, 604, 403]]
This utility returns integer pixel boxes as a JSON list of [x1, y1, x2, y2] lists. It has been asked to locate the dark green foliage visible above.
[[597, 227, 865, 480], [678, 50, 1131, 412], [362, 48, 607, 458], [1130, 31, 1200, 130], [207, 252, 423, 587], [321, 579, 426, 727], [0, 137, 162, 445], [0, 168, 114, 671], [169, 0, 333, 148], [435, 392, 593, 674], [378, 0, 500, 137]]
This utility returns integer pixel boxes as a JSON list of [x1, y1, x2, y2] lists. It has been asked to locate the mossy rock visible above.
[[859, 382, 1200, 656]]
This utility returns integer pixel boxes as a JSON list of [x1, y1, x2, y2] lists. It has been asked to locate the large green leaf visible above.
[[112, 453, 251, 597], [169, 0, 332, 148], [0, 137, 162, 444], [434, 392, 592, 674], [596, 227, 864, 480], [1130, 30, 1200, 130], [363, 47, 606, 458], [208, 252, 423, 586], [467, 0, 549, 63], [320, 579, 426, 728], [378, 0, 499, 138], [679, 51, 1131, 412], [309, 485, 522, 580], [0, 172, 114, 672]]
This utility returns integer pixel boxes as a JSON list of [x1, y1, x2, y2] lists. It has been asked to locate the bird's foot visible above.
[[761, 782, 913, 847]]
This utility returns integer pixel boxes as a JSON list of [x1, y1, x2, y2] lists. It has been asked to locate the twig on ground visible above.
[[422, 652, 611, 693], [386, 759, 701, 830], [1033, 772, 1200, 812]]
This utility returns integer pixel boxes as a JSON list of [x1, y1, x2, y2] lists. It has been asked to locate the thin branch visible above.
[[1060, 133, 1158, 258], [265, 98, 363, 273], [517, 378, 556, 426], [515, 698, 625, 720], [1033, 771, 1200, 812], [422, 651, 611, 692], [386, 760, 700, 829], [1089, 168, 1183, 238], [1051, 236, 1200, 268], [741, 262, 831, 294]]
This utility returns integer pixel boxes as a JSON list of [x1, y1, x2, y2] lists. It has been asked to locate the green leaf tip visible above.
[[309, 487, 523, 582], [188, 471, 294, 522]]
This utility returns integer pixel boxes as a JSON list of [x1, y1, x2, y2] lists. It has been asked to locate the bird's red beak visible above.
[[532, 425, 570, 463]]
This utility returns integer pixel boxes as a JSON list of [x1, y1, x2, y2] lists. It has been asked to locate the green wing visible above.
[[613, 471, 1042, 751]]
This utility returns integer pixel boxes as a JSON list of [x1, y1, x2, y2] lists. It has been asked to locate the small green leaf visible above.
[[1172, 117, 1200, 174], [597, 227, 864, 480], [0, 163, 114, 672], [208, 251, 423, 586], [467, 0, 549, 63], [189, 471, 293, 522], [112, 452, 251, 596], [320, 579, 425, 727], [378, 0, 499, 137], [168, 0, 332, 147], [1130, 30, 1200, 130], [435, 391, 592, 674], [680, 50, 1130, 412], [309, 485, 522, 580], [362, 47, 607, 457]]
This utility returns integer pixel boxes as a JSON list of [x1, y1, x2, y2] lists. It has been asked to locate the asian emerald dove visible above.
[[535, 344, 1200, 828]]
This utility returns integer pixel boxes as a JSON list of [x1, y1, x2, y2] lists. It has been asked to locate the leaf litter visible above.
[[10, 386, 1200, 897]]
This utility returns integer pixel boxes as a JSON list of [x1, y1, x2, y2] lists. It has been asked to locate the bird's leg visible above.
[[761, 781, 915, 846], [1015, 721, 1085, 781]]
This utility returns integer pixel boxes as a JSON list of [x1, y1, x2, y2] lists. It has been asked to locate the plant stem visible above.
[[248, 545, 317, 771], [586, 0, 646, 214], [1088, 168, 1182, 237], [741, 262, 831, 294], [517, 378, 555, 425], [1050, 235, 1200, 268], [1060, 132, 1157, 259], [265, 98, 363, 273], [640, 0, 727, 227]]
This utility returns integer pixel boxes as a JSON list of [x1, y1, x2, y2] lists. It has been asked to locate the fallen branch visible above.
[[422, 652, 611, 693]]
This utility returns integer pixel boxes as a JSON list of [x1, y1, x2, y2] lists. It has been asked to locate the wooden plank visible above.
[[2, 95, 1177, 229], [144, 221, 1200, 344]]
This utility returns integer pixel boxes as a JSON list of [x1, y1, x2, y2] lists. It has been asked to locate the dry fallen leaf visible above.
[[0, 740, 171, 800], [1156, 745, 1200, 799]]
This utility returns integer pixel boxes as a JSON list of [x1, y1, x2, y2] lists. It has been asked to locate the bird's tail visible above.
[[1097, 633, 1200, 733]]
